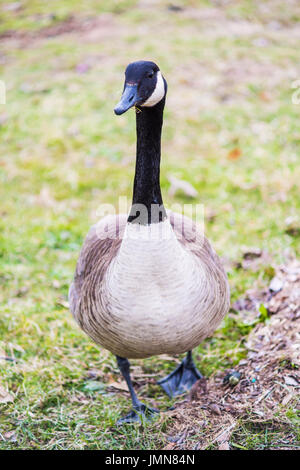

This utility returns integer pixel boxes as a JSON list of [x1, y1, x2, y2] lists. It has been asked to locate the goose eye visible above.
[[147, 71, 154, 78]]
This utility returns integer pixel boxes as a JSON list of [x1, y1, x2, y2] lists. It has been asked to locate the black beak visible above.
[[114, 84, 139, 115]]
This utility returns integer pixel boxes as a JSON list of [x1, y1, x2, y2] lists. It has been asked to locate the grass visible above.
[[0, 0, 299, 450]]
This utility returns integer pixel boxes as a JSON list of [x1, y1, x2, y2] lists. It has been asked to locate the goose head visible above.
[[114, 60, 167, 115]]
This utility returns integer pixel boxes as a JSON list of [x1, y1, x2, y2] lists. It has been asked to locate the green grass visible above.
[[0, 0, 138, 34], [0, 0, 299, 449]]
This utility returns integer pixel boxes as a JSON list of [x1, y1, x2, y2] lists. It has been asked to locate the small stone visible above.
[[167, 4, 183, 12], [269, 276, 283, 293], [229, 375, 240, 386], [242, 248, 262, 260], [223, 370, 241, 386]]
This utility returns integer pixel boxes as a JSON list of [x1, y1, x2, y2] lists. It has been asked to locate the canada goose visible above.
[[69, 60, 230, 424]]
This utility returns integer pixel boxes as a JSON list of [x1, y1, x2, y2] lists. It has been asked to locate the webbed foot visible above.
[[157, 351, 202, 398], [117, 403, 159, 425]]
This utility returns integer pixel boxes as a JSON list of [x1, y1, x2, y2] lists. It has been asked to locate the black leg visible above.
[[116, 356, 159, 424], [157, 350, 202, 398]]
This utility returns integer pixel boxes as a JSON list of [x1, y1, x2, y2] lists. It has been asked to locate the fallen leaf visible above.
[[108, 381, 128, 392], [284, 376, 299, 387], [210, 403, 221, 415], [282, 393, 294, 406], [0, 385, 14, 403], [163, 442, 176, 450], [227, 148, 242, 160], [259, 91, 271, 102], [70, 394, 91, 404], [86, 369, 105, 379], [218, 441, 230, 450], [4, 431, 17, 442]]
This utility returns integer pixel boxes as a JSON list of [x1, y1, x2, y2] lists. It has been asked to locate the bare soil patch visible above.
[[0, 13, 120, 47], [163, 260, 300, 450]]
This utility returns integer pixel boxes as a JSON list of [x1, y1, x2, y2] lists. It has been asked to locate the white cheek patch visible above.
[[142, 71, 165, 107]]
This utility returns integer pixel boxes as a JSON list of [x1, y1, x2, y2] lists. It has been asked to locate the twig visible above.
[[254, 386, 275, 404], [201, 419, 236, 450]]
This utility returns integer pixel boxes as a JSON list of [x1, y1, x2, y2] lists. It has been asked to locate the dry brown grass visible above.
[[163, 261, 300, 450]]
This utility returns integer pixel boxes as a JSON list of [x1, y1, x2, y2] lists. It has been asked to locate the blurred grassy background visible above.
[[0, 0, 299, 449]]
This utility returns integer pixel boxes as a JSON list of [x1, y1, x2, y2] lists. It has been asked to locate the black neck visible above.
[[128, 98, 167, 224]]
